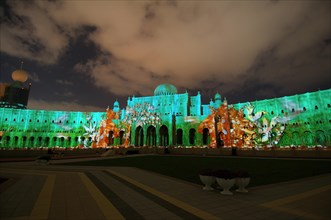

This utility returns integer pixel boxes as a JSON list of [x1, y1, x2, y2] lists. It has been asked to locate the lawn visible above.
[[63, 155, 331, 187]]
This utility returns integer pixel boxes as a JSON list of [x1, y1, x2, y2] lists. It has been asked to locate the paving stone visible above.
[[1, 158, 330, 220]]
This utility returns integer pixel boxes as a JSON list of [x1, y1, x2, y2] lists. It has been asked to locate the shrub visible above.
[[199, 168, 215, 176], [235, 170, 250, 178], [213, 169, 236, 179]]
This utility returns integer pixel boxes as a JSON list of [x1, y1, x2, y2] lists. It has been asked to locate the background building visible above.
[[0, 69, 31, 109]]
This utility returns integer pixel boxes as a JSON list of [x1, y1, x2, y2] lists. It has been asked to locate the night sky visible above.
[[1, 1, 330, 112]]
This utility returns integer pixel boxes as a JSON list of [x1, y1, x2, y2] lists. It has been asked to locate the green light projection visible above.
[[0, 87, 330, 148]]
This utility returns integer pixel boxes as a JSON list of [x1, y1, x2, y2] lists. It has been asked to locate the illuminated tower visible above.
[[214, 92, 222, 107], [113, 100, 120, 113], [0, 67, 31, 109]]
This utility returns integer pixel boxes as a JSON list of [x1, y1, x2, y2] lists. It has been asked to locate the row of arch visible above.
[[1, 129, 329, 148], [0, 135, 85, 148], [133, 125, 210, 147]]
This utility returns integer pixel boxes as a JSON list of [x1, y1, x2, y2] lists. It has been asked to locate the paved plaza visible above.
[[0, 156, 330, 220]]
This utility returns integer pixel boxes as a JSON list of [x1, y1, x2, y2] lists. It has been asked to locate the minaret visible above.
[[214, 92, 222, 107], [113, 100, 120, 113]]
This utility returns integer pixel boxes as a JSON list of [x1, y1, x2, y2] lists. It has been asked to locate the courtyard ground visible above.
[[0, 155, 330, 219]]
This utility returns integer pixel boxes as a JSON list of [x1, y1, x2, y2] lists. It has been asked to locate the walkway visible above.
[[0, 157, 330, 220]]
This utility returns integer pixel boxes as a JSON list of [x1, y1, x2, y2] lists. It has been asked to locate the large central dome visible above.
[[154, 83, 178, 96]]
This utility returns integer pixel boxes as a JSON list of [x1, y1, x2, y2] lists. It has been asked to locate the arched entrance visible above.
[[45, 137, 50, 147], [217, 132, 224, 147], [135, 126, 144, 146], [176, 129, 183, 145], [108, 131, 114, 145], [159, 125, 169, 146], [119, 130, 125, 145], [59, 137, 65, 147], [147, 126, 156, 146], [74, 137, 78, 146], [37, 137, 42, 147], [81, 137, 85, 146], [22, 136, 27, 147], [202, 128, 210, 145], [14, 136, 19, 147], [189, 128, 196, 145], [5, 136, 10, 146], [30, 137, 35, 147], [52, 137, 57, 146]]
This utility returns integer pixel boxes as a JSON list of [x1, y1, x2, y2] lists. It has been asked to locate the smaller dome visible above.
[[154, 83, 177, 96], [215, 92, 221, 100], [113, 100, 119, 107], [12, 70, 28, 82]]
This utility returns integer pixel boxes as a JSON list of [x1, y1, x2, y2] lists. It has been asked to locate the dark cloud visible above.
[[28, 99, 105, 112], [28, 72, 40, 82], [1, 0, 330, 110], [55, 79, 73, 86]]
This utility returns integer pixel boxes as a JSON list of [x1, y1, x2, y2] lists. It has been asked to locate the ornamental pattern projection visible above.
[[198, 101, 295, 148], [0, 86, 330, 148]]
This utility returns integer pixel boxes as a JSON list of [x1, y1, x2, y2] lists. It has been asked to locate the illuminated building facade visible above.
[[0, 82, 330, 148]]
